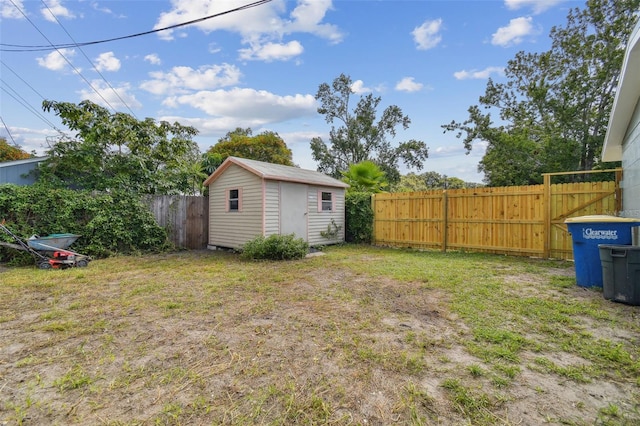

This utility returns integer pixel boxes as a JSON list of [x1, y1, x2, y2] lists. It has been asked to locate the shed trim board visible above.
[[206, 157, 348, 250], [262, 179, 267, 236]]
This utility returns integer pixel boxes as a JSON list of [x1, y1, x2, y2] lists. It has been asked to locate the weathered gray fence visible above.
[[144, 195, 209, 249]]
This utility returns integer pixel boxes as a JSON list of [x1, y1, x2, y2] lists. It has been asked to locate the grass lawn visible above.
[[1, 245, 639, 425]]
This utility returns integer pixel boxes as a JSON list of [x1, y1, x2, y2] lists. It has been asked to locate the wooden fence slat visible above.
[[143, 195, 209, 249], [373, 175, 619, 260]]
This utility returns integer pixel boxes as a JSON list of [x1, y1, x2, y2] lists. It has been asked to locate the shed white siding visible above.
[[621, 99, 640, 216], [209, 164, 264, 249], [307, 186, 346, 246], [264, 180, 280, 236]]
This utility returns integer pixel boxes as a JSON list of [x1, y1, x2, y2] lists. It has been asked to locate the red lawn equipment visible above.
[[0, 220, 91, 269]]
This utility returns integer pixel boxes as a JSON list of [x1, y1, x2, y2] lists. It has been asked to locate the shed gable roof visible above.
[[203, 156, 349, 188]]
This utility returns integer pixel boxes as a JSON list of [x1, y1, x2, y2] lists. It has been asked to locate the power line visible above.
[[1, 0, 273, 52], [39, 0, 137, 118], [0, 116, 18, 145], [0, 81, 61, 131], [0, 61, 73, 141], [1, 60, 48, 100], [0, 61, 73, 144], [5, 0, 119, 113]]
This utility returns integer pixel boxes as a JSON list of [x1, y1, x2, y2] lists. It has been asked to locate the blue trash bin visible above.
[[565, 215, 640, 288]]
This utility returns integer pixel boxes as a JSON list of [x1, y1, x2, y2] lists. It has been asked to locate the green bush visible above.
[[0, 183, 169, 263], [345, 192, 373, 244], [240, 233, 309, 260]]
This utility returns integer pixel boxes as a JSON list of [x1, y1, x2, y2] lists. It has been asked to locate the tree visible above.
[[207, 128, 294, 167], [390, 171, 475, 192], [443, 0, 639, 186], [311, 74, 429, 183], [0, 137, 32, 162], [341, 160, 388, 193], [41, 100, 201, 194]]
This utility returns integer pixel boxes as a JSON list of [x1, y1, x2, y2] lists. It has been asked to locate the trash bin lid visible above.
[[564, 215, 640, 223]]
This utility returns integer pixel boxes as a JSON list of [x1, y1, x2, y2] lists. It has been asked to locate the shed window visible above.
[[320, 191, 333, 212], [227, 189, 241, 212]]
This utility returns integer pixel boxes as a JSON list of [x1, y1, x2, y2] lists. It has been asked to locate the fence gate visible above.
[[544, 170, 621, 259]]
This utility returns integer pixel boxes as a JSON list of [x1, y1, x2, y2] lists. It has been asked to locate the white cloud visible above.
[[395, 77, 423, 92], [491, 16, 536, 47], [154, 0, 279, 40], [350, 80, 372, 94], [144, 54, 162, 65], [140, 64, 242, 95], [36, 48, 75, 71], [238, 40, 304, 62], [454, 66, 505, 80], [78, 80, 142, 109], [156, 116, 242, 138], [95, 52, 121, 72], [284, 0, 344, 44], [504, 0, 564, 14], [1, 0, 24, 18], [92, 2, 125, 17], [412, 18, 443, 50], [163, 88, 316, 124], [153, 0, 343, 62], [41, 0, 76, 22], [0, 126, 58, 155]]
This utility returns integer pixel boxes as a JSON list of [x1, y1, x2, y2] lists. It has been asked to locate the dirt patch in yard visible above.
[[0, 248, 639, 425]]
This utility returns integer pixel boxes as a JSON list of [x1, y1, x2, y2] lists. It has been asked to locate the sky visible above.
[[0, 0, 584, 184]]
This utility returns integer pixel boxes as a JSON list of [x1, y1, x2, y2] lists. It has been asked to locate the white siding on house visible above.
[[209, 164, 264, 249], [307, 186, 346, 246], [621, 98, 640, 216]]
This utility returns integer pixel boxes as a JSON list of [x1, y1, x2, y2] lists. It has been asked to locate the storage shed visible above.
[[203, 156, 349, 250]]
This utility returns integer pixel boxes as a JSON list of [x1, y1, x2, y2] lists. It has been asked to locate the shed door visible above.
[[280, 182, 308, 241]]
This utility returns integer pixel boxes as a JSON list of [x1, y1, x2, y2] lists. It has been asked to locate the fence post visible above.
[[615, 169, 623, 214], [442, 190, 448, 252], [371, 194, 376, 245], [543, 173, 551, 258]]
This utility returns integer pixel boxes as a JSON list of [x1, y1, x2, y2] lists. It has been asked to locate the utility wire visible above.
[[0, 83, 61, 131], [0, 116, 18, 145], [40, 0, 137, 118], [1, 0, 273, 52], [0, 62, 73, 141], [1, 60, 48, 100], [5, 0, 118, 112]]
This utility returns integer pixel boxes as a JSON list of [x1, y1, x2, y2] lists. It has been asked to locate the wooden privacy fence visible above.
[[143, 195, 209, 249], [372, 169, 622, 260]]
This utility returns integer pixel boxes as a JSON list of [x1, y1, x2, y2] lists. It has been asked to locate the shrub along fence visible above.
[[143, 195, 209, 249], [372, 170, 622, 260]]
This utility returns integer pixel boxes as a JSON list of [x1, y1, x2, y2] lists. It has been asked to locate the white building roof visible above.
[[0, 157, 48, 168], [602, 21, 640, 162]]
